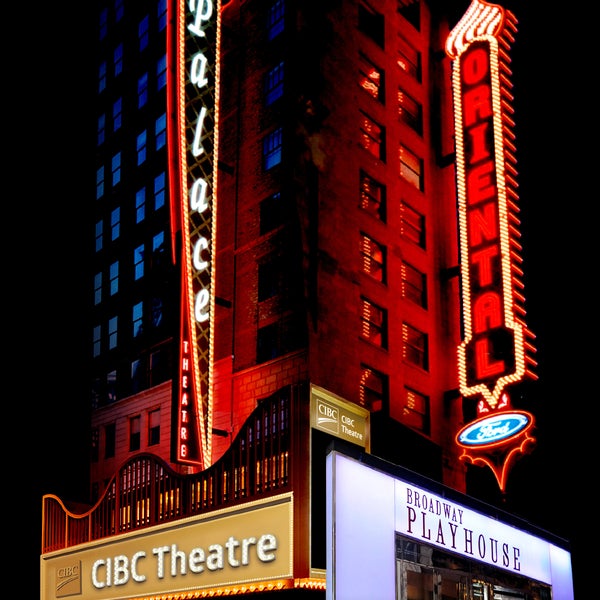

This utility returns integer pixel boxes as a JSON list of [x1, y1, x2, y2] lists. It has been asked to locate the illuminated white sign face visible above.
[[326, 452, 574, 600]]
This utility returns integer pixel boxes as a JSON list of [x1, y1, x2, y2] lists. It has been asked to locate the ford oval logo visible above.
[[458, 412, 530, 446]]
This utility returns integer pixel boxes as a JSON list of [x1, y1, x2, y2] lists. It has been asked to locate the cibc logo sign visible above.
[[317, 400, 339, 435], [55, 560, 81, 598]]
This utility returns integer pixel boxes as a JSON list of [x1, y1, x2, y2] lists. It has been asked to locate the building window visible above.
[[98, 113, 106, 145], [110, 207, 121, 241], [157, 55, 167, 90], [398, 87, 422, 135], [359, 170, 386, 221], [139, 15, 149, 51], [397, 1, 420, 31], [113, 97, 122, 131], [268, 0, 285, 40], [133, 301, 144, 337], [94, 272, 102, 305], [360, 111, 385, 161], [258, 259, 281, 302], [107, 369, 117, 403], [399, 143, 423, 190], [265, 61, 284, 105], [138, 72, 149, 108], [158, 0, 167, 31], [108, 316, 118, 350], [137, 130, 147, 165], [93, 325, 101, 357], [131, 358, 147, 394], [402, 387, 430, 435], [359, 364, 388, 412], [111, 152, 121, 186], [358, 2, 384, 48], [129, 415, 141, 452], [99, 8, 108, 40], [150, 347, 170, 386], [152, 231, 165, 270], [257, 315, 305, 363], [114, 43, 123, 77], [263, 127, 283, 170], [96, 166, 105, 199], [260, 192, 284, 234], [151, 297, 163, 328], [397, 35, 421, 82], [136, 187, 146, 223], [359, 53, 384, 103], [115, 0, 124, 22], [134, 244, 145, 280], [402, 322, 428, 370], [360, 232, 386, 283], [95, 220, 103, 252], [400, 201, 426, 248], [154, 171, 166, 210], [104, 423, 116, 459], [99, 61, 107, 93], [155, 113, 167, 150], [360, 296, 387, 349], [109, 260, 119, 296], [149, 409, 160, 446], [91, 428, 99, 462], [401, 262, 427, 308]]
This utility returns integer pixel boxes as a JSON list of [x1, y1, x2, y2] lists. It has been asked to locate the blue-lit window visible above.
[[108, 316, 118, 350], [265, 61, 284, 105], [109, 261, 119, 296], [99, 8, 108, 40], [93, 325, 101, 357], [95, 220, 103, 252], [137, 130, 147, 165], [154, 172, 166, 210], [157, 55, 167, 90], [96, 165, 105, 199], [158, 0, 167, 31], [136, 188, 146, 223], [110, 207, 121, 241], [155, 113, 166, 150], [133, 301, 144, 337], [113, 97, 122, 131], [111, 152, 121, 185], [138, 72, 148, 108], [134, 244, 145, 280], [94, 272, 102, 305], [98, 113, 106, 145], [114, 43, 123, 77], [153, 231, 165, 254], [268, 0, 284, 39], [99, 61, 107, 93], [139, 15, 149, 51], [263, 127, 282, 170], [115, 0, 124, 22]]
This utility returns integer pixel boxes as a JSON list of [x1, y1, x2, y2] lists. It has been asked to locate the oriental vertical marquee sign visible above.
[[446, 1, 537, 490], [167, 0, 221, 468]]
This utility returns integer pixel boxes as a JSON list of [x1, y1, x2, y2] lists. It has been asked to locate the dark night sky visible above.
[[15, 1, 592, 597]]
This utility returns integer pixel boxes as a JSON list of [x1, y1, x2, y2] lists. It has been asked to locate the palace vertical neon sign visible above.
[[446, 1, 537, 490], [168, 0, 221, 468]]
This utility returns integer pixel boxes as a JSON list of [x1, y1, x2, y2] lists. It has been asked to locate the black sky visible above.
[[17, 1, 592, 597]]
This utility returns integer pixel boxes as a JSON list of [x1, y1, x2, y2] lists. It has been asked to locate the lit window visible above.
[[359, 53, 384, 103], [98, 113, 106, 145], [115, 0, 124, 21], [139, 15, 149, 51], [96, 165, 105, 199], [114, 43, 123, 77], [95, 220, 103, 252], [157, 55, 167, 90], [398, 87, 422, 134], [109, 261, 119, 296], [138, 72, 149, 108], [359, 170, 386, 221], [94, 272, 102, 305], [136, 187, 146, 223], [400, 201, 426, 248], [137, 130, 147, 165], [134, 244, 145, 280], [359, 364, 388, 412], [360, 296, 387, 348], [402, 322, 428, 370], [268, 0, 285, 40], [99, 61, 107, 93], [263, 127, 283, 170], [360, 232, 386, 283], [93, 325, 101, 357], [158, 0, 167, 31], [113, 97, 122, 131], [360, 111, 385, 161], [108, 316, 118, 350], [154, 172, 166, 210], [155, 113, 166, 150], [402, 387, 430, 435], [111, 152, 121, 186], [265, 61, 284, 105], [133, 301, 143, 338], [399, 143, 423, 190], [110, 207, 121, 241], [401, 262, 427, 308], [397, 35, 421, 82]]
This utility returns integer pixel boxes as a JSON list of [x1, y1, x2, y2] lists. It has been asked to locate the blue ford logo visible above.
[[458, 412, 530, 446]]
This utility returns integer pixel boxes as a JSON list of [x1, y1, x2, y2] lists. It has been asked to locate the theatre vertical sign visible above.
[[446, 1, 537, 490], [168, 0, 221, 468]]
